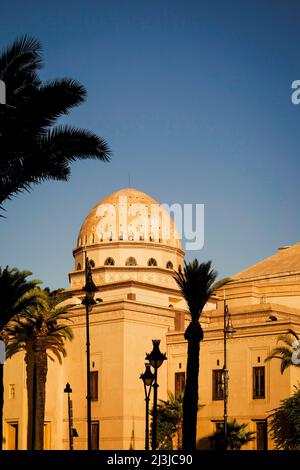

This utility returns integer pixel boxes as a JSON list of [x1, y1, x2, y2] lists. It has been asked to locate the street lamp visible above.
[[140, 363, 155, 450], [64, 383, 74, 450], [223, 292, 236, 449], [82, 255, 99, 450], [145, 339, 167, 451]]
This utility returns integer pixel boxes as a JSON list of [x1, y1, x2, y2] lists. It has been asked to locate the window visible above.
[[214, 421, 224, 432], [174, 311, 185, 331], [139, 234, 145, 241], [166, 261, 173, 270], [253, 367, 265, 399], [91, 421, 99, 450], [104, 257, 115, 266], [175, 372, 185, 397], [148, 258, 157, 266], [76, 263, 81, 271], [210, 421, 225, 450], [44, 422, 51, 450], [89, 259, 95, 268], [127, 293, 136, 301], [9, 384, 15, 399], [7, 423, 18, 450], [212, 370, 224, 400], [256, 420, 268, 450], [125, 257, 137, 266], [90, 371, 98, 401], [128, 232, 134, 241], [119, 232, 123, 240]]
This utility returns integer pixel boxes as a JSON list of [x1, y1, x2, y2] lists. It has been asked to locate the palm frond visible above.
[[0, 35, 42, 105], [174, 259, 218, 320], [0, 35, 112, 210]]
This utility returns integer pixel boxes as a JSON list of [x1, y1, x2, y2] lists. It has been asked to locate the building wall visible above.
[[167, 328, 300, 450], [3, 189, 300, 450]]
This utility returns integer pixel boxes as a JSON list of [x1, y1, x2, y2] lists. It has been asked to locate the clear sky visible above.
[[1, 0, 300, 289]]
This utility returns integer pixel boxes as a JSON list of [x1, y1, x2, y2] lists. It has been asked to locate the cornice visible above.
[[72, 241, 185, 257], [66, 278, 184, 297], [166, 319, 300, 344]]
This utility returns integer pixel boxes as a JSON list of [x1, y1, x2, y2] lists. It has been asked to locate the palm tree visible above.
[[265, 329, 300, 373], [0, 35, 111, 210], [0, 266, 44, 331], [0, 266, 45, 450], [173, 260, 225, 450], [155, 392, 204, 450], [4, 288, 73, 450], [153, 392, 183, 450], [209, 419, 255, 450]]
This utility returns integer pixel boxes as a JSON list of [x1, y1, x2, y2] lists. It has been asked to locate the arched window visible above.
[[128, 231, 134, 241], [89, 259, 95, 268], [125, 257, 137, 266], [166, 261, 173, 270], [76, 263, 82, 270], [139, 233, 145, 241], [109, 231, 113, 241], [148, 258, 157, 267], [119, 231, 123, 240], [104, 257, 115, 266]]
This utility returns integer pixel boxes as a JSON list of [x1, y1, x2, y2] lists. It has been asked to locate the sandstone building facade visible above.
[[3, 188, 300, 449]]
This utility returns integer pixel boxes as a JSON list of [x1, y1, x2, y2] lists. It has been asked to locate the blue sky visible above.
[[1, 0, 300, 288]]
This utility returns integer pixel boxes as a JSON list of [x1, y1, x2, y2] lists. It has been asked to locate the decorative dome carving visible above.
[[77, 188, 182, 249]]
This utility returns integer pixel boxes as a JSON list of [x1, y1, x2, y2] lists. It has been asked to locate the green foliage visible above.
[[4, 287, 74, 363], [173, 260, 218, 321], [265, 329, 300, 374], [0, 35, 111, 209], [209, 419, 255, 450], [0, 266, 45, 332], [173, 259, 224, 450], [269, 386, 300, 449], [151, 392, 183, 450]]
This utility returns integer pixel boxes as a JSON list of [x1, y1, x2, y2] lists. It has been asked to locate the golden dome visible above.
[[77, 188, 182, 250]]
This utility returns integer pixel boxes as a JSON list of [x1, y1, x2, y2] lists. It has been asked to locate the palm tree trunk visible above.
[[26, 346, 35, 450], [182, 321, 203, 450], [34, 339, 47, 450]]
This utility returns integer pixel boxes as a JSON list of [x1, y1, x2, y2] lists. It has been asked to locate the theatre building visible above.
[[3, 188, 300, 449]]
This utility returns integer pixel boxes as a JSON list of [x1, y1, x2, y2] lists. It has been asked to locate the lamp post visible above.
[[140, 363, 155, 450], [82, 255, 99, 450], [223, 292, 235, 449], [146, 339, 167, 451], [64, 383, 74, 450]]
